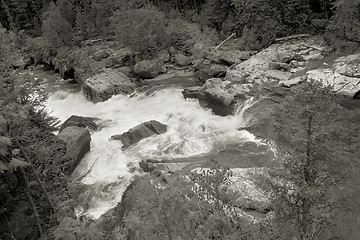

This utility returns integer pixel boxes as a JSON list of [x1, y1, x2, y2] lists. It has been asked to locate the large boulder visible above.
[[57, 126, 91, 173], [92, 49, 109, 61], [82, 69, 137, 102], [183, 78, 245, 116], [204, 88, 236, 116], [134, 59, 164, 78], [105, 48, 135, 68], [111, 120, 167, 150], [195, 60, 227, 82], [174, 53, 192, 67], [60, 115, 99, 131]]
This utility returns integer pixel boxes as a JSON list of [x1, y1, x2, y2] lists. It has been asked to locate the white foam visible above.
[[46, 88, 259, 219]]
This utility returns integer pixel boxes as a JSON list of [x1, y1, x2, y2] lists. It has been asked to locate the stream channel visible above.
[[40, 70, 261, 219]]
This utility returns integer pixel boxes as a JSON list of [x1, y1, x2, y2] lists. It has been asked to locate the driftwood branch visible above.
[[212, 33, 236, 52], [275, 34, 310, 42]]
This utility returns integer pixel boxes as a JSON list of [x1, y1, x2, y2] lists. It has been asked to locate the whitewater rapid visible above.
[[45, 86, 258, 219]]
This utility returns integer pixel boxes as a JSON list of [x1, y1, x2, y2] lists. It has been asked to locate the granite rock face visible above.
[[82, 69, 136, 102], [57, 126, 91, 173], [60, 115, 100, 131], [111, 120, 167, 150]]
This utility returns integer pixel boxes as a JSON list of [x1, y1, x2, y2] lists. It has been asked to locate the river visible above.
[[43, 72, 259, 219]]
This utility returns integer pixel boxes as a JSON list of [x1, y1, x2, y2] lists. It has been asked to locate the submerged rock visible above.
[[60, 115, 99, 131], [111, 120, 167, 150], [82, 69, 136, 102], [57, 126, 91, 173]]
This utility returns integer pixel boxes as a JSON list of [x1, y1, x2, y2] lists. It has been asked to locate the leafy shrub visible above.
[[111, 6, 168, 57], [165, 18, 219, 54]]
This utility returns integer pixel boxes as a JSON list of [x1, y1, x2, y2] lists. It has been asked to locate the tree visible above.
[[328, 0, 360, 42], [261, 81, 360, 239], [114, 170, 270, 240]]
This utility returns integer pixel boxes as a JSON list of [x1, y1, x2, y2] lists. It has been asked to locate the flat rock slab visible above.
[[82, 69, 136, 102], [111, 120, 167, 150], [60, 115, 99, 131], [57, 126, 91, 174]]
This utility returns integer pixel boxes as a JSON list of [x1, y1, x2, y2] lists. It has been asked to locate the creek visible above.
[[43, 72, 260, 219]]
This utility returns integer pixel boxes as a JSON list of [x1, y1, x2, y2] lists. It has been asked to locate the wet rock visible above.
[[82, 69, 136, 102], [195, 61, 227, 82], [57, 126, 91, 173], [182, 86, 202, 99], [93, 50, 109, 61], [60, 115, 99, 131], [174, 53, 192, 67], [134, 59, 163, 78], [111, 120, 167, 150]]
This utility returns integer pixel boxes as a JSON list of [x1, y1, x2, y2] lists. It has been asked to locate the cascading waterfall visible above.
[[46, 86, 260, 219]]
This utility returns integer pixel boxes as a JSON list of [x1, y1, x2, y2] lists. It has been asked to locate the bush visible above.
[[111, 6, 168, 58], [165, 18, 219, 54]]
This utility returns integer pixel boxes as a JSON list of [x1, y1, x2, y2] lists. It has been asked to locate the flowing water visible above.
[[44, 77, 259, 219]]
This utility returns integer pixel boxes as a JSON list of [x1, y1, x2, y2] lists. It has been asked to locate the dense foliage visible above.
[[0, 0, 358, 55], [258, 81, 360, 239]]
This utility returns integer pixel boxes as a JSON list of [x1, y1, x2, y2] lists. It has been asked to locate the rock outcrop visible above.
[[183, 78, 249, 116], [82, 69, 137, 102], [60, 115, 99, 131], [111, 120, 167, 150], [57, 126, 91, 173], [225, 36, 326, 83]]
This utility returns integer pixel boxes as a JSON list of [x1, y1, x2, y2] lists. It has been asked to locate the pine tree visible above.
[[261, 81, 360, 239]]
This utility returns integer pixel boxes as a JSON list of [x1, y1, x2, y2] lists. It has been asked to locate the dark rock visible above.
[[139, 161, 159, 172], [93, 50, 109, 61], [105, 48, 135, 68], [96, 177, 142, 233], [182, 86, 202, 99], [195, 61, 227, 82], [268, 62, 289, 71], [111, 120, 167, 149], [57, 126, 91, 173], [243, 98, 278, 140], [204, 88, 236, 116], [157, 50, 171, 63], [82, 69, 137, 102], [174, 53, 192, 67], [60, 115, 99, 131], [134, 60, 163, 78]]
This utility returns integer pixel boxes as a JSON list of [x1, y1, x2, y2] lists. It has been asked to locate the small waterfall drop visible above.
[[46, 87, 259, 219]]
